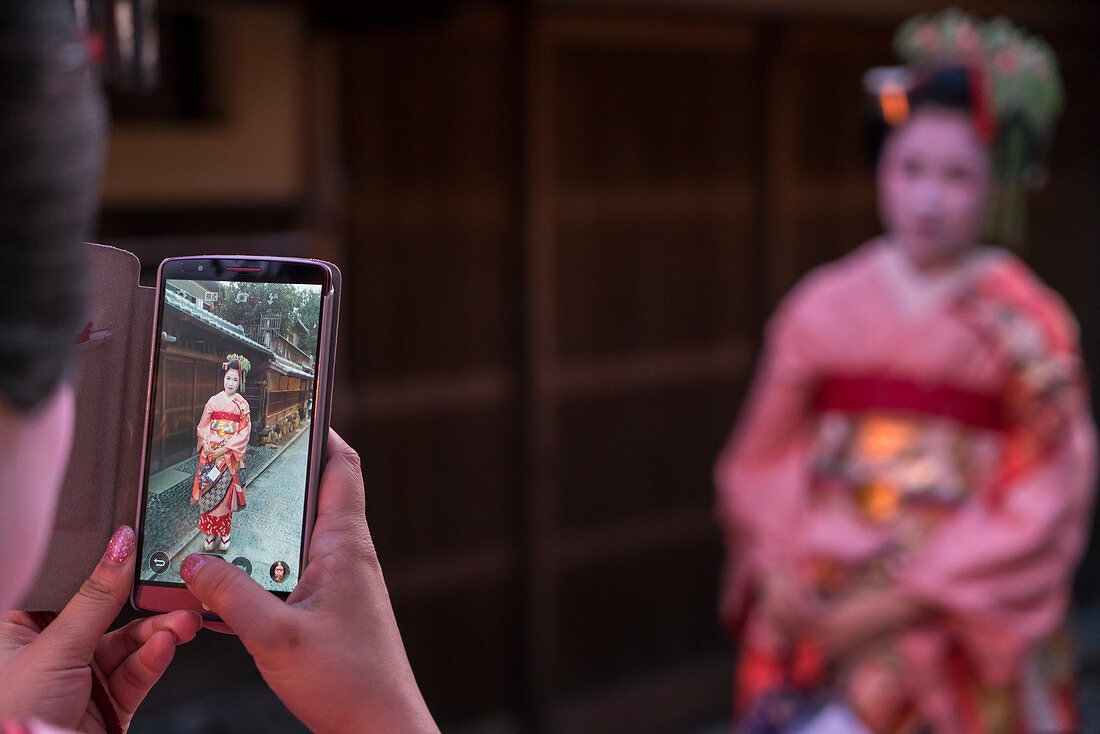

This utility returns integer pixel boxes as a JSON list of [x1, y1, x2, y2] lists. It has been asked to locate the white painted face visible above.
[[224, 368, 240, 396], [0, 385, 75, 609], [878, 107, 992, 269]]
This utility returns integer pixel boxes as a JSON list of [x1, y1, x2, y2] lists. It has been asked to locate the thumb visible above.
[[180, 553, 291, 647], [318, 429, 367, 521], [37, 526, 136, 663]]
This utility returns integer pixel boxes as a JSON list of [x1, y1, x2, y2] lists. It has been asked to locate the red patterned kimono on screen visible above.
[[716, 241, 1097, 733], [191, 390, 251, 537]]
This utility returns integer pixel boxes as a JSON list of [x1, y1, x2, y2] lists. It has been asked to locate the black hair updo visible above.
[[865, 65, 981, 166]]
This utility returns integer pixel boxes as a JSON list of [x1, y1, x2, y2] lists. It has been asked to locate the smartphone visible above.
[[132, 256, 339, 622]]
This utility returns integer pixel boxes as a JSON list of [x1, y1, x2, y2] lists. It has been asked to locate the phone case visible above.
[[18, 243, 341, 611]]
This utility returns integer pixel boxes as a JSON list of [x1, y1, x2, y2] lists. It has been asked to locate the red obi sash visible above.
[[210, 411, 240, 422], [816, 375, 1003, 430]]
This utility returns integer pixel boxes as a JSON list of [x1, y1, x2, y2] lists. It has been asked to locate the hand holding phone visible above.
[[0, 527, 202, 730], [180, 431, 439, 734]]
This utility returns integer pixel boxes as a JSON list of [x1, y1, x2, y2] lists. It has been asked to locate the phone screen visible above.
[[137, 265, 327, 595]]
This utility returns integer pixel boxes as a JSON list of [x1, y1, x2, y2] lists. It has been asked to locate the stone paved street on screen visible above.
[[140, 426, 310, 591]]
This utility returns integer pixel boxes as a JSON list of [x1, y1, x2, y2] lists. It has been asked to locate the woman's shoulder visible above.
[[974, 246, 1081, 347], [978, 247, 1059, 295], [777, 240, 884, 317], [231, 394, 250, 412]]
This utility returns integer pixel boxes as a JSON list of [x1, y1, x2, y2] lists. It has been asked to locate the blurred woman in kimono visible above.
[[715, 11, 1097, 734], [192, 355, 252, 552]]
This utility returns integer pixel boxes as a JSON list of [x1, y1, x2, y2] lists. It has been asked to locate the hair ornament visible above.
[[223, 353, 251, 389], [894, 9, 1063, 140], [863, 67, 914, 129]]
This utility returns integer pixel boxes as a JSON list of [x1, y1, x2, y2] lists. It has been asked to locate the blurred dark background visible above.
[[105, 1, 1100, 732]]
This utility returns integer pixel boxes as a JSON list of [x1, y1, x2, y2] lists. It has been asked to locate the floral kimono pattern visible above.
[[716, 242, 1096, 734], [191, 390, 251, 538]]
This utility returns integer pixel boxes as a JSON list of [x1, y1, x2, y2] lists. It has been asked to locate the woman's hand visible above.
[[0, 527, 202, 732], [199, 441, 225, 458], [815, 588, 927, 659], [181, 430, 438, 734], [756, 566, 819, 642]]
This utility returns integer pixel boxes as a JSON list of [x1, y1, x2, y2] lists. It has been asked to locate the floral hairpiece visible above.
[[894, 9, 1063, 138], [223, 353, 251, 388]]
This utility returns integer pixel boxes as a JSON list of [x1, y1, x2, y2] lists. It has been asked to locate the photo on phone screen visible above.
[[138, 276, 325, 594]]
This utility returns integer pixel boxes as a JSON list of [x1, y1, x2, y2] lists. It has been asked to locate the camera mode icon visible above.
[[231, 556, 253, 576]]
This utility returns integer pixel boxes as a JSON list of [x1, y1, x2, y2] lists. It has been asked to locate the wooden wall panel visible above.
[[340, 14, 519, 381], [555, 218, 761, 358], [552, 44, 764, 185], [340, 21, 515, 191], [346, 406, 521, 564], [788, 210, 879, 278], [526, 14, 763, 731], [764, 24, 892, 301], [329, 9, 526, 730], [556, 538, 727, 696], [347, 222, 517, 379], [556, 381, 742, 530], [394, 579, 523, 725]]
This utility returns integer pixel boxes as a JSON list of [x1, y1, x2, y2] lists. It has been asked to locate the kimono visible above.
[[191, 390, 251, 538], [716, 240, 1097, 733]]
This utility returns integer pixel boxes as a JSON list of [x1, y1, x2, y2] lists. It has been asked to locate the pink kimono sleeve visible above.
[[195, 398, 214, 453], [192, 398, 215, 502], [898, 285, 1098, 685], [715, 290, 822, 631], [223, 398, 250, 468]]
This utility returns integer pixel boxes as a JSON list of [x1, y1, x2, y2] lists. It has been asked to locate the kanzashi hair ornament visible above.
[[863, 67, 914, 129]]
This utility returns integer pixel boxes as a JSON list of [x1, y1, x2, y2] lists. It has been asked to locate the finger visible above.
[[37, 526, 136, 663], [107, 629, 178, 716], [181, 553, 293, 651], [94, 610, 203, 675], [306, 431, 375, 568], [318, 429, 367, 521]]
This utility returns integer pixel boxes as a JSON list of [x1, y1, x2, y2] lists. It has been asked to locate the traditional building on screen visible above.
[[148, 285, 315, 473]]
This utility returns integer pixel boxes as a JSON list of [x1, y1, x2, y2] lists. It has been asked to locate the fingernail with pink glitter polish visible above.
[[180, 553, 212, 585], [103, 526, 135, 565]]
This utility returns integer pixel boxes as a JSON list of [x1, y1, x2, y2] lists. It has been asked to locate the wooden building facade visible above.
[[148, 284, 315, 473]]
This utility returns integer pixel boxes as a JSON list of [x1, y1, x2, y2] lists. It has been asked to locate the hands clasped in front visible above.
[[0, 430, 437, 734], [754, 565, 927, 659]]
